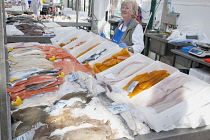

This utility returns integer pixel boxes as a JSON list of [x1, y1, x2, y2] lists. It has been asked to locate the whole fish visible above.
[[8, 69, 62, 87], [97, 92, 134, 137], [25, 81, 57, 91], [82, 49, 107, 64]]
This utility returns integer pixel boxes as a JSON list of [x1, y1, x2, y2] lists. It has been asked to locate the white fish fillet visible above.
[[158, 76, 188, 95], [117, 62, 144, 79], [102, 62, 145, 85], [151, 87, 193, 113], [9, 58, 54, 72], [71, 97, 133, 139], [14, 91, 59, 110], [8, 46, 41, 56]]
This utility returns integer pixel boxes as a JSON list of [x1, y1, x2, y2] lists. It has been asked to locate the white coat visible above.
[[21, 0, 29, 11], [30, 0, 43, 15]]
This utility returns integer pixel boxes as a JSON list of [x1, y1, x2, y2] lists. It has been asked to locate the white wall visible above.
[[141, 0, 210, 40]]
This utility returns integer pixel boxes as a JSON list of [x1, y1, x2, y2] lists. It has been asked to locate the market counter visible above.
[[7, 36, 53, 43], [119, 125, 210, 140], [144, 32, 177, 59], [171, 49, 210, 68]]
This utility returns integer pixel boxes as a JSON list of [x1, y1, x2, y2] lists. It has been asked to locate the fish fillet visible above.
[[53, 60, 93, 75], [10, 86, 59, 101], [151, 87, 193, 113], [62, 126, 112, 140]]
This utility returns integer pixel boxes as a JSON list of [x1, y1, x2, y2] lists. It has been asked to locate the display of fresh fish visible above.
[[24, 75, 57, 86], [25, 81, 56, 91], [45, 47, 76, 60], [9, 58, 54, 72], [9, 86, 59, 101], [9, 68, 62, 86], [6, 42, 41, 49], [158, 76, 188, 95], [12, 106, 48, 137], [62, 125, 113, 140], [82, 49, 107, 64], [53, 60, 93, 75], [97, 93, 134, 137], [8, 46, 41, 56], [102, 62, 145, 85], [151, 87, 193, 113]]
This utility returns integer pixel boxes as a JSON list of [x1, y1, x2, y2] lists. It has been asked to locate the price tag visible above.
[[108, 104, 130, 115], [126, 81, 139, 92], [104, 73, 116, 79], [67, 72, 78, 82]]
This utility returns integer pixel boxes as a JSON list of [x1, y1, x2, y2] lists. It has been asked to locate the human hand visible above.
[[100, 32, 106, 39], [119, 41, 128, 48]]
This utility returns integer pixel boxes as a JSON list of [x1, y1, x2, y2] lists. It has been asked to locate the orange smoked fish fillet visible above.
[[123, 70, 170, 98], [93, 48, 130, 73]]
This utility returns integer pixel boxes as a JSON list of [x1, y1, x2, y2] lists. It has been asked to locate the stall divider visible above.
[[0, 0, 12, 139]]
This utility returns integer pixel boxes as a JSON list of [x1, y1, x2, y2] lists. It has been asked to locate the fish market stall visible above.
[[6, 16, 57, 43], [2, 10, 210, 140]]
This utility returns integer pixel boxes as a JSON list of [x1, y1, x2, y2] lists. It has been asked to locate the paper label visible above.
[[67, 73, 78, 82], [126, 81, 139, 92], [108, 104, 130, 115], [104, 73, 116, 79]]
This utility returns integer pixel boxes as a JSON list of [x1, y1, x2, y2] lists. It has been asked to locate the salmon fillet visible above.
[[53, 60, 93, 75], [9, 85, 59, 101], [26, 75, 57, 86]]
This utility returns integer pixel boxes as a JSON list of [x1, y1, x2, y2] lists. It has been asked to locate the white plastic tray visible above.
[[135, 71, 210, 132], [96, 53, 154, 85], [50, 27, 78, 45], [70, 35, 106, 58], [63, 32, 97, 53], [54, 29, 88, 47], [77, 40, 119, 64]]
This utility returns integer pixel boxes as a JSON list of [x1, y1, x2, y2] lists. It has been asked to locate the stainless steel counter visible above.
[[171, 49, 210, 68], [144, 33, 176, 58], [7, 36, 53, 43], [119, 125, 210, 140], [55, 21, 91, 27]]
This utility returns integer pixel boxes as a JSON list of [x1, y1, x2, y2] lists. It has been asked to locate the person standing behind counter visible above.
[[112, 0, 144, 54]]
